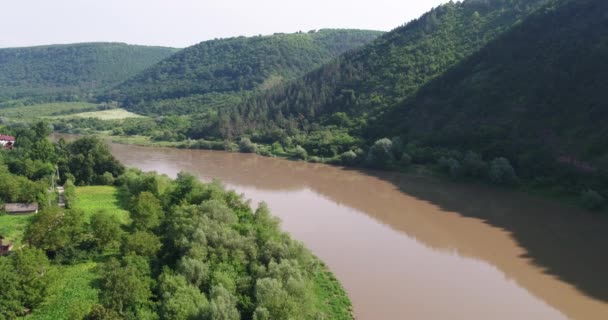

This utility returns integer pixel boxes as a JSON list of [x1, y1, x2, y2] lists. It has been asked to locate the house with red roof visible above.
[[0, 134, 15, 149]]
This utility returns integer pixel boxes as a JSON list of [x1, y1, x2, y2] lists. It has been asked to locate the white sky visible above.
[[0, 0, 450, 48]]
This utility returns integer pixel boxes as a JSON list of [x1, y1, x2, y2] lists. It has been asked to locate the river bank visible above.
[[56, 131, 603, 214]]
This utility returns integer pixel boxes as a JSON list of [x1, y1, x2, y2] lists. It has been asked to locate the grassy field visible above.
[[58, 108, 142, 120], [74, 186, 130, 223], [0, 102, 97, 120], [27, 262, 99, 320], [0, 213, 33, 247]]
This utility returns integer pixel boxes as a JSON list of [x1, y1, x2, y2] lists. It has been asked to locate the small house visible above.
[[0, 236, 14, 255], [3, 203, 39, 215], [0, 134, 15, 149]]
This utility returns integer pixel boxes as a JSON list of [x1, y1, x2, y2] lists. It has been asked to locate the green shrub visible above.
[[99, 172, 115, 186], [438, 157, 463, 179], [293, 145, 308, 160], [366, 138, 395, 168], [489, 157, 518, 185], [581, 189, 605, 210], [400, 153, 412, 167], [238, 137, 257, 153], [463, 151, 489, 178], [63, 178, 77, 208], [340, 150, 358, 165]]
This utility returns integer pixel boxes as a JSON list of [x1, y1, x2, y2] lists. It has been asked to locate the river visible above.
[[93, 140, 608, 319]]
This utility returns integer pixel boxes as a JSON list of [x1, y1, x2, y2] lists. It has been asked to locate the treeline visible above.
[[0, 43, 177, 101], [0, 122, 124, 208], [103, 29, 383, 114]]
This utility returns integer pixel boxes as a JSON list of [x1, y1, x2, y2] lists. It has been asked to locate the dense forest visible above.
[[372, 0, 608, 198], [0, 43, 177, 102], [199, 0, 552, 138], [103, 29, 383, 115], [0, 122, 351, 319]]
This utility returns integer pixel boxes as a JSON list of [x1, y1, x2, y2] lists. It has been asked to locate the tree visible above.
[[238, 137, 257, 153], [463, 151, 488, 178], [25, 207, 88, 258], [0, 256, 26, 318], [91, 211, 123, 252], [489, 157, 518, 185], [581, 189, 605, 210], [66, 137, 124, 185], [366, 138, 395, 168], [130, 191, 164, 231], [122, 231, 162, 259], [340, 150, 358, 165], [208, 285, 240, 320], [11, 248, 52, 310], [158, 270, 209, 320], [293, 145, 308, 160], [98, 256, 153, 316], [85, 304, 122, 320]]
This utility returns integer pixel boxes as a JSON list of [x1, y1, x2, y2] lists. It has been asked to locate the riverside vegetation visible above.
[[0, 121, 351, 319]]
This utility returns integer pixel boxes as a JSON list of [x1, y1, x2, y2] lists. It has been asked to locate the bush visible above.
[[400, 153, 412, 167], [581, 189, 605, 210], [63, 178, 77, 209], [438, 157, 463, 179], [340, 150, 358, 165], [293, 145, 308, 160], [257, 148, 273, 157], [366, 138, 395, 168], [223, 140, 238, 152], [489, 157, 518, 185], [463, 151, 489, 178], [99, 172, 115, 186], [271, 142, 285, 155], [238, 137, 257, 153], [391, 137, 405, 156]]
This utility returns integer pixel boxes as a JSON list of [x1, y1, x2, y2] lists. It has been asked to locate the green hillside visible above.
[[105, 29, 383, 114], [0, 43, 178, 101], [376, 0, 608, 193], [202, 0, 551, 138]]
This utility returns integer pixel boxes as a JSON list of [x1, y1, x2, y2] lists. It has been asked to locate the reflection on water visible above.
[[58, 135, 608, 319]]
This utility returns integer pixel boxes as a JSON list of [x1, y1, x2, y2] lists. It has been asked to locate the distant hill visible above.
[[0, 43, 178, 101], [377, 0, 608, 181], [105, 29, 383, 114], [210, 0, 552, 136]]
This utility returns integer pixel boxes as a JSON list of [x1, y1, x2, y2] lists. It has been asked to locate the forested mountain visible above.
[[375, 0, 608, 190], [206, 0, 552, 137], [0, 43, 178, 101], [105, 29, 383, 114], [195, 0, 606, 199]]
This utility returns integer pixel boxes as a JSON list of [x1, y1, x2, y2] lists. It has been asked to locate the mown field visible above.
[[0, 101, 142, 122], [74, 186, 130, 223], [57, 108, 142, 120], [0, 102, 97, 120]]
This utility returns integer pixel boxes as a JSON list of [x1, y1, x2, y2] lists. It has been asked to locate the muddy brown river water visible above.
[[72, 137, 608, 319]]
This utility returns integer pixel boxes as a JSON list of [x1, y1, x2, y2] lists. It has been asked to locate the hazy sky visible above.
[[0, 0, 449, 48]]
